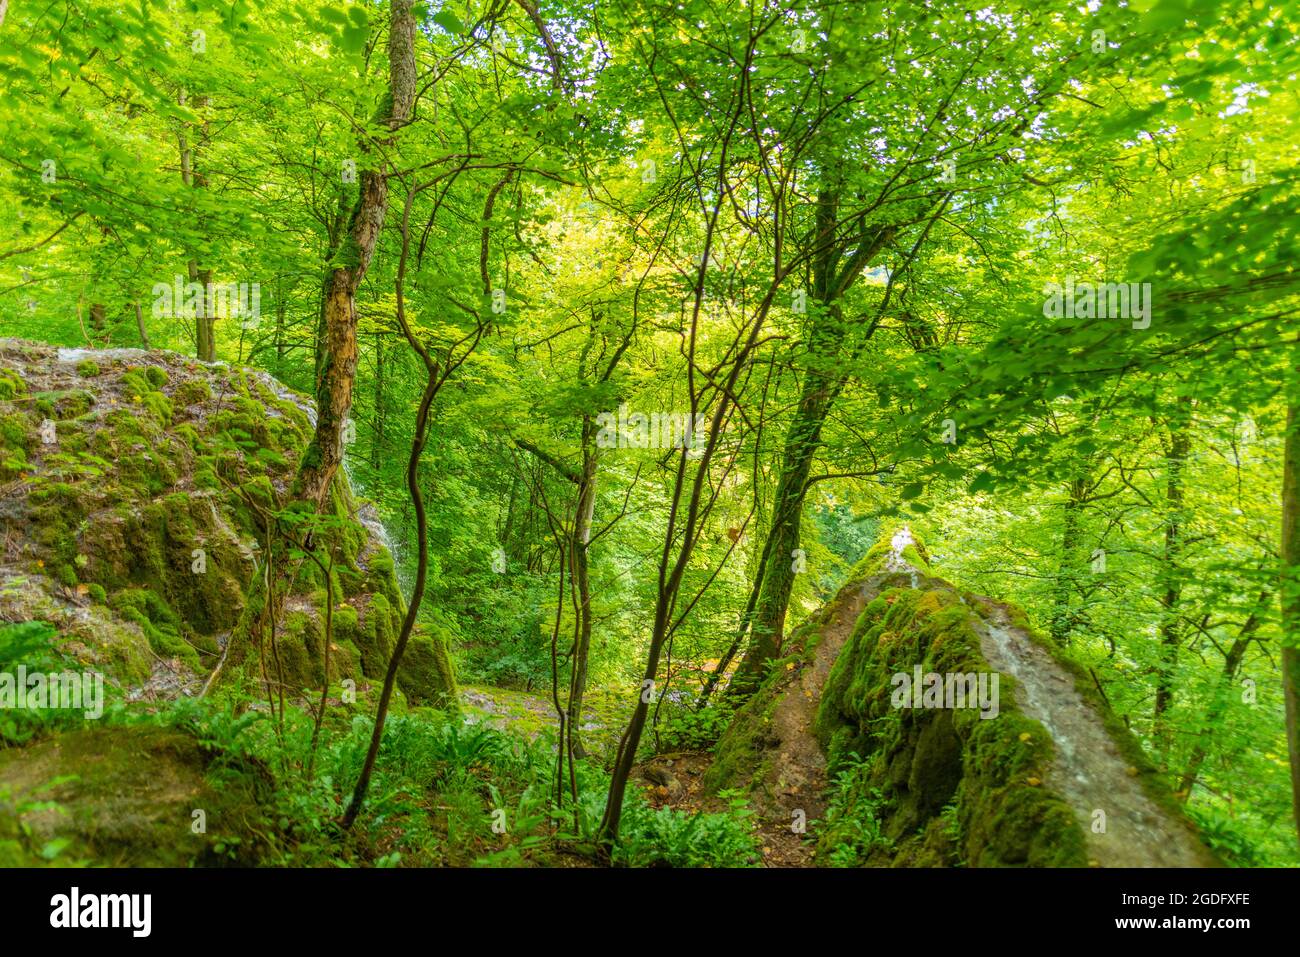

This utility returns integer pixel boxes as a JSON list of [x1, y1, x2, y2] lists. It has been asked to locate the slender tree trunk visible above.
[[190, 262, 214, 361], [1177, 592, 1266, 797], [342, 371, 437, 828], [565, 421, 599, 758], [1154, 401, 1192, 733], [274, 276, 287, 370], [371, 333, 385, 469], [180, 89, 215, 361], [133, 302, 150, 348], [1049, 475, 1088, 645], [89, 302, 106, 342], [1281, 395, 1300, 844], [297, 0, 416, 509]]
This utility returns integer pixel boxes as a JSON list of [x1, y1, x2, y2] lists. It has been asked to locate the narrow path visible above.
[[648, 581, 872, 867]]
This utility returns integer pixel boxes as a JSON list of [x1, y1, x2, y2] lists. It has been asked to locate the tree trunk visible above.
[[1154, 401, 1192, 734], [273, 276, 287, 370], [732, 386, 831, 689], [180, 89, 215, 361], [1177, 592, 1266, 797], [89, 302, 106, 341], [314, 189, 352, 390], [133, 301, 150, 349], [565, 421, 599, 758], [190, 262, 214, 361], [1281, 396, 1300, 844], [1049, 475, 1087, 645], [371, 333, 385, 469], [296, 0, 416, 510], [730, 190, 895, 690]]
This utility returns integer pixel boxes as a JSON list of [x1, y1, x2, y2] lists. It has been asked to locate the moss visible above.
[[0, 367, 26, 400], [120, 367, 173, 426], [28, 482, 86, 580], [0, 410, 31, 481], [272, 611, 324, 692], [108, 587, 199, 670], [397, 628, 459, 709], [701, 677, 782, 796], [75, 359, 100, 378], [355, 593, 396, 678], [210, 402, 277, 452], [4, 342, 432, 717], [0, 725, 275, 866], [807, 578, 1089, 867]]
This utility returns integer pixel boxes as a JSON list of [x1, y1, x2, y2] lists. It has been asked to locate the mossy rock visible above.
[[0, 725, 274, 866], [812, 579, 1087, 867], [0, 340, 457, 713], [0, 367, 26, 400], [397, 629, 458, 709]]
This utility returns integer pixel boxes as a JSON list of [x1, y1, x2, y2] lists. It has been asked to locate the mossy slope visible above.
[[0, 725, 273, 866]]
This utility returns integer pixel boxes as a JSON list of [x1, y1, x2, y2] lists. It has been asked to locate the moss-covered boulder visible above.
[[0, 339, 456, 710], [398, 628, 459, 709], [813, 584, 1087, 866], [707, 528, 1217, 868]]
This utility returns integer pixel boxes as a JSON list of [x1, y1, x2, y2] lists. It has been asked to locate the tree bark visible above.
[[296, 0, 416, 510], [1049, 475, 1088, 646], [732, 383, 834, 689], [1154, 400, 1192, 733], [565, 421, 599, 759], [180, 89, 215, 361], [1281, 395, 1300, 844], [133, 301, 150, 348], [731, 192, 895, 688]]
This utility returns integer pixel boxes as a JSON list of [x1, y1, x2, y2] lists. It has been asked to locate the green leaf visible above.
[[431, 10, 464, 35], [341, 23, 369, 54]]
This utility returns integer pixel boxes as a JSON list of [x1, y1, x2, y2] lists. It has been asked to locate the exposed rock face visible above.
[[0, 339, 454, 707], [706, 532, 1218, 867]]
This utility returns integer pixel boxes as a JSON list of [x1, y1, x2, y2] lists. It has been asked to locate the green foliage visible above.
[[610, 789, 760, 868], [0, 621, 95, 747], [0, 0, 1296, 870], [818, 753, 895, 867], [656, 698, 735, 752]]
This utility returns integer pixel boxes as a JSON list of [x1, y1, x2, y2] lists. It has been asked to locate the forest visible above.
[[0, 0, 1298, 874]]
